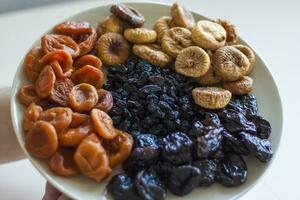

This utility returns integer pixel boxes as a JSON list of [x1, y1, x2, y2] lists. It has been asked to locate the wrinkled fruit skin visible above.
[[192, 159, 218, 186]]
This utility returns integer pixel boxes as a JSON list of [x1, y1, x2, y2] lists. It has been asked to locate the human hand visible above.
[[42, 182, 71, 200]]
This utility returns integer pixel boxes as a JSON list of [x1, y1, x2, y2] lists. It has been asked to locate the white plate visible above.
[[10, 2, 283, 200]]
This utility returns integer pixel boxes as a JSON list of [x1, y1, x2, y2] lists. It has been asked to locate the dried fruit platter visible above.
[[10, 2, 282, 200]]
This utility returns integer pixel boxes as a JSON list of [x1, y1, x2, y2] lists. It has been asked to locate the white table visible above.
[[0, 0, 299, 199]]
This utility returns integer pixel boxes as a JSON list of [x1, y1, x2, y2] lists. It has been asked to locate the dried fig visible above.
[[110, 4, 145, 27], [18, 84, 39, 106], [97, 15, 124, 36], [133, 44, 172, 67], [171, 3, 195, 29], [191, 20, 226, 50], [214, 19, 238, 44], [213, 46, 250, 81], [50, 78, 74, 106], [96, 33, 130, 66], [195, 67, 221, 86], [153, 16, 173, 43], [24, 46, 45, 82], [124, 28, 157, 44], [223, 76, 253, 95], [35, 65, 56, 98], [233, 44, 255, 75], [22, 103, 43, 132], [192, 87, 232, 109], [175, 46, 210, 77], [161, 27, 193, 57]]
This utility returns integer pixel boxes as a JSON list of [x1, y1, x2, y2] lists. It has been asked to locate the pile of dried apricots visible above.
[[17, 2, 260, 189]]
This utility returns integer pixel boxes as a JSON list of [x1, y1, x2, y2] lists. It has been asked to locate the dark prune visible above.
[[228, 94, 258, 116], [167, 165, 200, 196], [217, 153, 247, 187], [192, 159, 218, 186], [161, 132, 193, 165], [247, 114, 271, 139], [135, 169, 166, 200], [134, 134, 160, 149], [220, 109, 256, 133], [188, 121, 204, 137], [239, 132, 273, 162], [202, 113, 221, 127], [194, 127, 223, 158], [222, 131, 249, 155], [107, 173, 140, 200]]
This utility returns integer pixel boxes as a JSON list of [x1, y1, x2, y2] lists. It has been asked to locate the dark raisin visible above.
[[202, 113, 221, 127], [192, 159, 218, 186], [107, 173, 140, 200], [161, 132, 193, 165], [188, 121, 204, 137], [239, 131, 273, 162], [222, 131, 250, 155], [217, 153, 247, 187], [247, 114, 271, 139]]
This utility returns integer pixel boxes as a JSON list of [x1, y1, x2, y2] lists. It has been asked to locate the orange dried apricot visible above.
[[74, 133, 111, 181], [102, 129, 133, 168], [74, 54, 102, 69], [91, 109, 117, 139], [35, 65, 56, 98], [54, 21, 92, 35], [70, 112, 89, 128], [39, 107, 72, 132], [71, 29, 97, 56], [35, 98, 58, 110], [39, 50, 73, 70], [50, 78, 74, 106], [72, 65, 104, 88], [24, 46, 45, 82], [95, 89, 113, 113], [58, 120, 93, 147], [50, 61, 73, 78], [48, 148, 79, 177], [68, 83, 99, 112], [26, 121, 58, 159], [18, 84, 39, 106], [22, 103, 43, 132], [41, 34, 80, 58]]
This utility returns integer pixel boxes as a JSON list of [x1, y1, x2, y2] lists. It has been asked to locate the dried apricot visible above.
[[102, 129, 133, 168], [48, 148, 79, 177], [72, 65, 104, 88], [41, 34, 80, 58], [54, 21, 92, 35], [22, 103, 43, 132], [35, 98, 58, 110], [59, 121, 93, 147], [68, 83, 99, 112], [70, 29, 97, 56], [70, 112, 89, 128], [26, 121, 58, 159], [24, 46, 45, 82], [74, 133, 111, 181], [91, 109, 117, 139], [35, 65, 56, 98], [50, 78, 74, 106], [74, 54, 102, 69], [18, 84, 39, 106], [95, 89, 113, 113], [39, 107, 72, 132], [50, 61, 73, 78]]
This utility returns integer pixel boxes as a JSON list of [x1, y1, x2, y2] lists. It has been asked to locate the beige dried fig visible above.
[[214, 19, 238, 44], [96, 33, 130, 66], [124, 28, 157, 44], [223, 76, 253, 95], [175, 46, 210, 77], [161, 27, 193, 57], [97, 15, 124, 36], [233, 44, 255, 75], [213, 46, 250, 81], [195, 67, 221, 86], [154, 16, 174, 43], [133, 44, 172, 68], [171, 3, 195, 29], [192, 87, 231, 109], [191, 20, 226, 50]]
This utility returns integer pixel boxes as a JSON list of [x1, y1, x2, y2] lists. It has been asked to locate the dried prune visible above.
[[239, 131, 273, 162], [222, 131, 249, 155], [192, 159, 218, 186], [167, 165, 200, 196], [107, 173, 140, 200], [134, 134, 160, 149], [202, 113, 221, 127], [161, 132, 193, 165], [188, 121, 204, 137], [135, 169, 166, 200], [247, 114, 271, 139], [227, 94, 258, 116], [194, 126, 223, 158], [217, 153, 247, 187]]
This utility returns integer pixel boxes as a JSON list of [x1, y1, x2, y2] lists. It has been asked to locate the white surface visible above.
[[9, 2, 283, 200], [0, 0, 299, 199]]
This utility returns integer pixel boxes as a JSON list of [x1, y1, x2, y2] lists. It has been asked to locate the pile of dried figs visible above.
[[17, 2, 273, 200]]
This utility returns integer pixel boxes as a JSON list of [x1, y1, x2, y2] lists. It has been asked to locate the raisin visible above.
[[217, 153, 247, 187], [222, 131, 249, 155], [227, 94, 258, 116], [192, 159, 218, 186], [161, 132, 193, 165]]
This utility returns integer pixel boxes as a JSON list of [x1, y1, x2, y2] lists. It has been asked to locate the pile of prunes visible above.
[[104, 56, 273, 200]]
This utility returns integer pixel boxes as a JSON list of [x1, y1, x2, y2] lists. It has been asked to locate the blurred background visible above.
[[0, 0, 83, 13]]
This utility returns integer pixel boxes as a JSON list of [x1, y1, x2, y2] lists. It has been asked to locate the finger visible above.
[[42, 182, 62, 200]]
